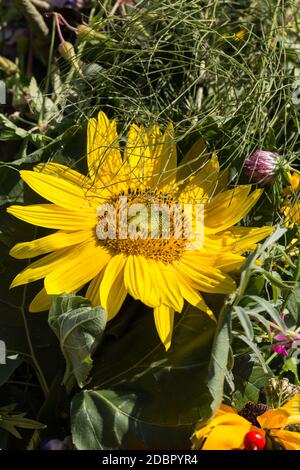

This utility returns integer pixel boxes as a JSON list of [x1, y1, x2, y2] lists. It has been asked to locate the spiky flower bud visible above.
[[244, 149, 282, 185]]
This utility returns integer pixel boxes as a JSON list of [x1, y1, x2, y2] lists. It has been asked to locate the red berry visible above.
[[244, 431, 266, 450]]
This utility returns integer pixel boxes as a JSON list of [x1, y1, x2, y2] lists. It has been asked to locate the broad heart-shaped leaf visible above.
[[71, 303, 218, 450], [49, 294, 107, 390]]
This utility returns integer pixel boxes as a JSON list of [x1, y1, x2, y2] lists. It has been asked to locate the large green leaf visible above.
[[49, 294, 107, 390], [71, 303, 217, 450], [232, 355, 272, 410], [200, 303, 232, 419]]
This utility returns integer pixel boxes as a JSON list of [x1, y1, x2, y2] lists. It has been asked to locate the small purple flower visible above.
[[48, 0, 87, 8], [270, 314, 300, 357], [244, 150, 280, 185], [40, 438, 65, 450], [41, 436, 74, 450]]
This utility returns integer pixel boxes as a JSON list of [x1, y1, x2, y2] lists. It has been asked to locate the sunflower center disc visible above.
[[95, 188, 189, 263]]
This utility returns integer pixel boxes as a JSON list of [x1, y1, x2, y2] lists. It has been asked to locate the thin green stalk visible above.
[[20, 283, 49, 398], [39, 15, 56, 127]]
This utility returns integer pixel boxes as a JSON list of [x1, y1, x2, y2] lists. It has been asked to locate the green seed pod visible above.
[[76, 25, 107, 43], [58, 41, 76, 61]]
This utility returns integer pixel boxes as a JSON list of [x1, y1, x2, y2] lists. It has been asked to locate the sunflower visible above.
[[192, 395, 300, 450], [8, 112, 272, 350]]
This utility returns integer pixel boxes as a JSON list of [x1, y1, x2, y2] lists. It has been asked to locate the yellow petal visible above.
[[204, 186, 263, 234], [282, 394, 300, 425], [100, 254, 127, 320], [177, 273, 215, 321], [257, 409, 289, 430], [227, 226, 274, 254], [7, 204, 96, 230], [203, 226, 273, 255], [270, 429, 300, 450], [213, 253, 246, 272], [218, 404, 238, 415], [34, 162, 87, 186], [288, 172, 300, 191], [124, 255, 161, 307], [154, 261, 184, 312], [44, 242, 111, 294], [87, 112, 122, 173], [153, 122, 177, 189], [10, 230, 91, 259], [124, 123, 150, 188], [20, 170, 95, 212], [175, 254, 236, 294], [215, 167, 229, 193], [153, 304, 175, 351], [86, 271, 104, 307], [202, 423, 254, 450], [283, 202, 300, 226], [194, 412, 255, 450], [29, 288, 50, 313], [179, 152, 219, 203], [177, 137, 208, 182], [10, 247, 73, 288]]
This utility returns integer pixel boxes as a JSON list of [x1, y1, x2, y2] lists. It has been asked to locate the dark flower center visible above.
[[238, 403, 270, 426]]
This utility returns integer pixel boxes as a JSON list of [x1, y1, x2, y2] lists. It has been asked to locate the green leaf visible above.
[[281, 358, 300, 386], [232, 355, 272, 410], [28, 77, 58, 122], [0, 406, 45, 439], [246, 295, 286, 331], [234, 306, 254, 340], [242, 226, 286, 272], [238, 334, 269, 373], [49, 294, 107, 390], [0, 114, 28, 141], [71, 303, 216, 450], [286, 291, 300, 321], [259, 269, 292, 290], [200, 303, 231, 419]]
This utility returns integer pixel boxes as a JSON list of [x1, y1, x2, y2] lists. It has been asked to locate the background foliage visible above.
[[0, 0, 299, 449]]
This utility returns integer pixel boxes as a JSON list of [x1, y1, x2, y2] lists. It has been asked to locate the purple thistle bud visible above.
[[244, 150, 280, 185]]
